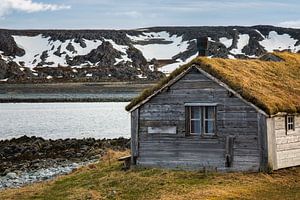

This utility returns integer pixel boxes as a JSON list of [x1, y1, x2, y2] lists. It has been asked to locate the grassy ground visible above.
[[1, 150, 300, 200]]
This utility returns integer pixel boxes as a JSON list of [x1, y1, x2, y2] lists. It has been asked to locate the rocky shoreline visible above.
[[0, 136, 130, 189]]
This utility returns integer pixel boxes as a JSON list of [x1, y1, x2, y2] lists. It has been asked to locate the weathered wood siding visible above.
[[131, 109, 139, 163], [258, 113, 268, 171], [135, 67, 262, 171], [274, 115, 300, 169]]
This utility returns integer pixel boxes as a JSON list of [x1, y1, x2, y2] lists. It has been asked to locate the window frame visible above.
[[286, 115, 295, 132], [186, 104, 217, 137], [203, 106, 216, 135]]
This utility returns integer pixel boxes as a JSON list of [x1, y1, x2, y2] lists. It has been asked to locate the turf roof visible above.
[[126, 52, 300, 115]]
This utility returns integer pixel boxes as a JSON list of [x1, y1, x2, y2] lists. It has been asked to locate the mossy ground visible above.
[[1, 150, 300, 200]]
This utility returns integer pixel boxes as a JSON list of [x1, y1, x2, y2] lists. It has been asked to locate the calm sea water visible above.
[[0, 103, 130, 140]]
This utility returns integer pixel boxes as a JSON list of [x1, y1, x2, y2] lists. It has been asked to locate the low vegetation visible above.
[[197, 52, 300, 114], [126, 52, 300, 115], [1, 150, 300, 200]]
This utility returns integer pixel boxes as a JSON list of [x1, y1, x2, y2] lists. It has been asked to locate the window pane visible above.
[[191, 107, 201, 119], [205, 106, 215, 119], [191, 120, 201, 134], [205, 121, 214, 134], [288, 123, 293, 130], [287, 116, 294, 130]]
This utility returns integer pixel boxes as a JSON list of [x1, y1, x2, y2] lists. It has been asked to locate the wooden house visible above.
[[126, 52, 300, 172]]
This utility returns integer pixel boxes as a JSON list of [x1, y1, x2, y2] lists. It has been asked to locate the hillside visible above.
[[0, 25, 300, 83], [0, 151, 299, 200]]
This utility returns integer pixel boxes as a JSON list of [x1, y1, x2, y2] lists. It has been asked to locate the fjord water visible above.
[[0, 102, 130, 140]]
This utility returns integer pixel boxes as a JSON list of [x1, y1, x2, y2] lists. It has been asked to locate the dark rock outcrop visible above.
[[67, 41, 122, 66], [0, 59, 34, 81], [74, 38, 87, 48], [126, 45, 147, 68], [0, 135, 130, 175], [0, 59, 8, 79], [37, 51, 55, 66], [0, 32, 25, 57], [54, 45, 63, 57], [66, 43, 77, 54]]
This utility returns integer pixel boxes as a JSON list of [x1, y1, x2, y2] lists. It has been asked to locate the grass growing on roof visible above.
[[1, 150, 300, 200], [126, 52, 300, 115], [197, 52, 300, 114]]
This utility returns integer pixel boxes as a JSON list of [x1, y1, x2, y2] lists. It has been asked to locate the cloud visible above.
[[112, 11, 141, 18], [155, 1, 291, 12], [0, 0, 71, 17], [278, 20, 300, 28]]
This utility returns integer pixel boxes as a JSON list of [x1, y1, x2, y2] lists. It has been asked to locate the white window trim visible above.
[[287, 115, 295, 131]]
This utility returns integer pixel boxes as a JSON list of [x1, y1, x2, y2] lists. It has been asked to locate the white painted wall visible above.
[[274, 115, 300, 169]]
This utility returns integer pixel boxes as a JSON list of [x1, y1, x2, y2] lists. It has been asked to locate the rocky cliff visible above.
[[0, 25, 299, 82]]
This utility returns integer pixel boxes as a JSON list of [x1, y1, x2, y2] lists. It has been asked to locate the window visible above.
[[187, 106, 216, 136], [190, 106, 202, 134], [286, 115, 295, 131], [204, 106, 215, 134]]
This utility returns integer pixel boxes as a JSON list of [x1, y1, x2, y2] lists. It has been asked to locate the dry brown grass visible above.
[[197, 52, 300, 114], [0, 150, 300, 200], [126, 52, 300, 115]]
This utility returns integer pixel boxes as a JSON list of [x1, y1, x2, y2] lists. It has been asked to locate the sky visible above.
[[0, 0, 299, 29]]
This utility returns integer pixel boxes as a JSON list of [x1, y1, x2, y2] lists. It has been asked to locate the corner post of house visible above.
[[130, 108, 139, 165], [257, 113, 269, 171], [266, 117, 278, 170]]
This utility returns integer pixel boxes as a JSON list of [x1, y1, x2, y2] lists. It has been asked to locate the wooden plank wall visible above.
[[274, 115, 300, 169], [136, 67, 261, 171], [131, 109, 139, 163]]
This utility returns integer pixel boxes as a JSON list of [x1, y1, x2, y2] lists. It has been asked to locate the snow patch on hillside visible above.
[[159, 53, 198, 75], [259, 31, 300, 52], [12, 35, 103, 68], [13, 35, 49, 67], [219, 37, 233, 48], [127, 31, 190, 61], [0, 51, 10, 62], [12, 34, 136, 68], [208, 37, 216, 42], [137, 74, 147, 79], [230, 34, 250, 55]]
